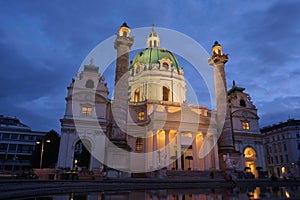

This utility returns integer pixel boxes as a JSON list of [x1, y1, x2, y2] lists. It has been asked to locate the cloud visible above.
[[0, 0, 299, 131]]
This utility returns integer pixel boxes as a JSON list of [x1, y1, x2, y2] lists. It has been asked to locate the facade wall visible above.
[[57, 64, 109, 171], [0, 115, 46, 172], [229, 85, 266, 177], [261, 119, 300, 178]]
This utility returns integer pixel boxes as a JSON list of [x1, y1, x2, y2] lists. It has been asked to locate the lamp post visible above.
[[36, 139, 50, 168]]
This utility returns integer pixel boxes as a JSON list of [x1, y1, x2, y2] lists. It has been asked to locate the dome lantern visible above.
[[212, 41, 222, 56], [118, 22, 131, 37], [146, 24, 160, 48]]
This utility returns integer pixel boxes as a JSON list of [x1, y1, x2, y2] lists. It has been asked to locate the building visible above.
[[0, 115, 46, 172], [261, 119, 300, 178], [228, 82, 266, 178], [57, 23, 266, 177]]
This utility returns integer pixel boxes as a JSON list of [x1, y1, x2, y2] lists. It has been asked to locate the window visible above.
[[123, 31, 127, 37], [85, 79, 94, 88], [282, 134, 285, 139], [136, 137, 143, 151], [11, 134, 18, 140], [277, 135, 280, 140], [278, 143, 282, 152], [2, 133, 10, 139], [82, 106, 92, 116], [298, 142, 300, 150], [137, 111, 145, 121], [240, 99, 246, 107], [297, 134, 300, 138], [163, 86, 170, 101], [154, 40, 157, 47], [8, 144, 17, 153], [273, 143, 277, 153], [285, 155, 289, 163], [271, 156, 273, 164], [275, 156, 278, 164], [0, 143, 8, 152], [283, 143, 287, 151], [280, 155, 283, 163], [242, 122, 250, 130], [150, 41, 152, 48], [162, 62, 169, 70], [134, 88, 140, 102], [269, 146, 272, 153], [135, 65, 140, 74]]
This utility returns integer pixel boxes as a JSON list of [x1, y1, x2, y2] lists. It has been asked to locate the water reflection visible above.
[[23, 186, 299, 200]]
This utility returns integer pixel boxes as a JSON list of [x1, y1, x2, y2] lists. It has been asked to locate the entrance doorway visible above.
[[73, 139, 91, 171], [244, 147, 257, 178]]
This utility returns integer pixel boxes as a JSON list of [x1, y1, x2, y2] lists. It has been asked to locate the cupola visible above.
[[118, 22, 131, 37], [212, 41, 222, 56], [146, 24, 160, 48]]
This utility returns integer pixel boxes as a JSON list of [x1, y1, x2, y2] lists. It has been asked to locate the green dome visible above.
[[130, 48, 180, 72]]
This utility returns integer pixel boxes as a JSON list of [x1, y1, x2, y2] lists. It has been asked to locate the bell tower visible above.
[[208, 41, 238, 170], [114, 22, 134, 85], [106, 23, 134, 177]]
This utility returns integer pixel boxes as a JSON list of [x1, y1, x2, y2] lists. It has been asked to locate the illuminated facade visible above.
[[228, 82, 266, 177], [57, 23, 266, 177]]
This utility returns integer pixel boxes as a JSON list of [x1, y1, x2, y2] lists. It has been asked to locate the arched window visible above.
[[136, 65, 140, 74], [136, 137, 143, 151], [240, 99, 246, 107], [85, 79, 94, 88], [154, 40, 157, 47], [123, 31, 127, 37], [162, 62, 169, 70], [134, 88, 140, 102], [150, 41, 152, 48], [163, 86, 170, 101]]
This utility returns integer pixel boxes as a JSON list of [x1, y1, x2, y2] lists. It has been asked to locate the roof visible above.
[[130, 48, 180, 72], [0, 115, 28, 128], [120, 22, 130, 28], [260, 119, 300, 133], [212, 41, 221, 47]]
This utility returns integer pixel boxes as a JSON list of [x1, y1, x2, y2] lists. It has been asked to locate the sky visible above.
[[0, 0, 299, 132]]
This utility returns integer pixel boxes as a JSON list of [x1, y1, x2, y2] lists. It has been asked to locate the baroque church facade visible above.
[[57, 23, 266, 177]]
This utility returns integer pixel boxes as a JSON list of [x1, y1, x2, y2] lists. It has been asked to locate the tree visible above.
[[43, 130, 60, 168], [31, 130, 60, 168]]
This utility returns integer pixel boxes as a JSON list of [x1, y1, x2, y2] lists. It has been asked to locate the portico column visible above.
[[213, 135, 220, 170], [165, 130, 170, 169], [209, 136, 215, 169], [177, 131, 182, 170], [153, 130, 157, 170], [192, 133, 198, 170], [204, 134, 209, 170]]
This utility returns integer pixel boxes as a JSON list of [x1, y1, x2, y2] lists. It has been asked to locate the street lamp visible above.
[[36, 139, 50, 168]]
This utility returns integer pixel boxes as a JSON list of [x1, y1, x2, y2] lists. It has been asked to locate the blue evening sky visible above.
[[0, 0, 299, 132]]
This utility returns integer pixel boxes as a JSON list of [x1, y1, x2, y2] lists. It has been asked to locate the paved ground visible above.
[[0, 178, 299, 199]]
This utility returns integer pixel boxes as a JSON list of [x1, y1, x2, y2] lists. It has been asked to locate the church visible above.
[[57, 23, 266, 178]]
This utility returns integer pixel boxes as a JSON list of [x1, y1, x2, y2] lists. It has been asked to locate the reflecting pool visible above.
[[21, 186, 300, 200]]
